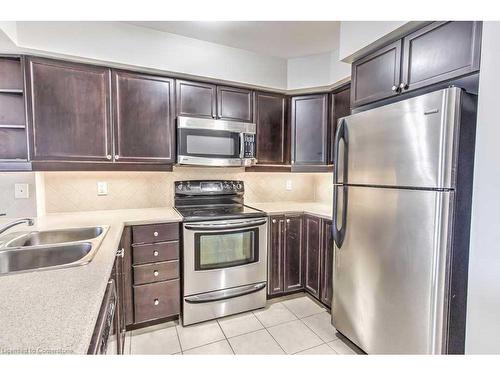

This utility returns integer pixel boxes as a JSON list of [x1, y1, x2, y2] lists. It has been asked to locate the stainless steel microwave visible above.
[[177, 116, 257, 167]]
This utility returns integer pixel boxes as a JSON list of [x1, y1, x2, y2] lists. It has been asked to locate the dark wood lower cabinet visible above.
[[304, 215, 321, 298], [118, 223, 180, 330], [268, 214, 334, 308], [283, 215, 304, 292], [320, 220, 334, 308]]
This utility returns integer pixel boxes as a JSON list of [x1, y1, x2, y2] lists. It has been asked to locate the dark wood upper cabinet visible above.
[[320, 219, 334, 308], [112, 71, 175, 164], [351, 40, 402, 108], [401, 21, 482, 92], [254, 91, 288, 165], [284, 215, 304, 292], [26, 57, 112, 162], [0, 56, 28, 164], [351, 21, 482, 108], [268, 215, 285, 296], [217, 86, 253, 122], [291, 94, 329, 167], [304, 215, 321, 299], [329, 86, 351, 164], [175, 80, 216, 119]]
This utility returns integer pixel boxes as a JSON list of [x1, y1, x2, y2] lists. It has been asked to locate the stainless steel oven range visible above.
[[174, 180, 267, 326]]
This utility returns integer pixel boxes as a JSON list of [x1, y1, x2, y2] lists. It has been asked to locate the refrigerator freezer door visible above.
[[332, 186, 453, 354], [335, 87, 461, 189]]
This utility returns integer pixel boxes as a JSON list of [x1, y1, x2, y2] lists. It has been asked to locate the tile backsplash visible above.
[[0, 169, 333, 215]]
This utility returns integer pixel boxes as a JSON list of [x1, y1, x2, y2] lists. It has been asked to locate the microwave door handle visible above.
[[239, 133, 245, 159]]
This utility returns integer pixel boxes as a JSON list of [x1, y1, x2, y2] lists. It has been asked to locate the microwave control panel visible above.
[[243, 134, 255, 158]]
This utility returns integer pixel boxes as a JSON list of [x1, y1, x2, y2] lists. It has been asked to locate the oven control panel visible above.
[[175, 180, 244, 195]]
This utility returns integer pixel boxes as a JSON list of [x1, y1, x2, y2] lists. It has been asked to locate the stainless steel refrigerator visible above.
[[331, 87, 477, 354]]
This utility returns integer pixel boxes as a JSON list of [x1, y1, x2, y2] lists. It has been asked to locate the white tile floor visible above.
[[120, 293, 360, 355]]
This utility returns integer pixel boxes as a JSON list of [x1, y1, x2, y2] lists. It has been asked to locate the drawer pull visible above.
[[153, 250, 159, 257], [153, 231, 159, 237], [153, 270, 159, 277], [154, 299, 159, 306]]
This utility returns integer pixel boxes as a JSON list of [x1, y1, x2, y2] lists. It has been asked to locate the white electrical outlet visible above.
[[285, 180, 293, 191], [14, 183, 29, 199], [97, 181, 108, 196]]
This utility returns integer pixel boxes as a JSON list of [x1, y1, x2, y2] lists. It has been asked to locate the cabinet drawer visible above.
[[133, 261, 179, 285], [132, 223, 179, 244], [132, 241, 179, 265], [133, 280, 180, 323]]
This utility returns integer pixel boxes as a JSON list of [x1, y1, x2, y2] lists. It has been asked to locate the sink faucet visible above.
[[0, 218, 35, 236]]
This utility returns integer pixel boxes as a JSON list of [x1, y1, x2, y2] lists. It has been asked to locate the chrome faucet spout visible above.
[[0, 218, 35, 236]]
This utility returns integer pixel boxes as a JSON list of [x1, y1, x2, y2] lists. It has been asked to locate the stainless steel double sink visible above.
[[0, 226, 109, 276]]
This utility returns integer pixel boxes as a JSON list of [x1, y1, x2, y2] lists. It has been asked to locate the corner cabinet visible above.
[[290, 94, 330, 169], [112, 71, 175, 164], [268, 214, 334, 308], [351, 21, 482, 108], [254, 91, 288, 165], [26, 57, 113, 162], [268, 214, 304, 296], [176, 79, 253, 123]]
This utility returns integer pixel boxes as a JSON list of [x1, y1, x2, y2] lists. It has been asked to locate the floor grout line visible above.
[[215, 319, 235, 354]]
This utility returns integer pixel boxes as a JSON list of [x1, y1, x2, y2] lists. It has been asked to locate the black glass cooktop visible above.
[[174, 204, 265, 222]]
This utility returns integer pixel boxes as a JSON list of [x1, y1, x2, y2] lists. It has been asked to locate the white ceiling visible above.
[[126, 21, 340, 59]]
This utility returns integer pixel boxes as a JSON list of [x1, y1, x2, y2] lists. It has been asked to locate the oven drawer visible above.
[[132, 223, 179, 244], [133, 261, 179, 285], [133, 280, 180, 323], [132, 241, 179, 265]]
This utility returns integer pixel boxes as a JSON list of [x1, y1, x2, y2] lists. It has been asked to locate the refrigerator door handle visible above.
[[333, 119, 348, 248]]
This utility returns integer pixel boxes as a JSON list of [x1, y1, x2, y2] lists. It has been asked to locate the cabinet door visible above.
[[112, 71, 175, 164], [268, 215, 285, 295], [291, 94, 329, 166], [329, 86, 351, 164], [26, 57, 112, 161], [320, 220, 334, 308], [254, 91, 288, 165], [351, 40, 402, 107], [175, 80, 216, 119], [284, 215, 304, 292], [217, 86, 253, 122], [304, 215, 321, 299], [401, 21, 482, 92]]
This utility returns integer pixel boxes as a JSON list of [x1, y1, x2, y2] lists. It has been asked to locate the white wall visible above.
[[465, 21, 500, 354], [339, 21, 423, 62], [287, 50, 350, 90], [5, 21, 288, 89]]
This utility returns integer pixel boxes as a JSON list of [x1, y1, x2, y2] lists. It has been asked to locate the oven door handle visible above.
[[184, 218, 267, 231], [184, 282, 267, 304]]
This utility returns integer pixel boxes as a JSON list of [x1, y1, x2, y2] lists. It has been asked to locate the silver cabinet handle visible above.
[[153, 270, 159, 277], [153, 250, 159, 257], [106, 154, 112, 160], [391, 85, 399, 93], [286, 219, 290, 223], [272, 219, 276, 223], [154, 299, 159, 306], [153, 231, 159, 237], [399, 82, 408, 91], [114, 155, 120, 160]]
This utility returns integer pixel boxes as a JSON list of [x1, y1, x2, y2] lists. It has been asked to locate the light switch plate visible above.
[[97, 181, 108, 196], [285, 180, 293, 191], [14, 183, 29, 199]]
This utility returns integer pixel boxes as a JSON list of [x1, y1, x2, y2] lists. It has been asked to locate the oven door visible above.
[[177, 116, 256, 166], [183, 218, 268, 296]]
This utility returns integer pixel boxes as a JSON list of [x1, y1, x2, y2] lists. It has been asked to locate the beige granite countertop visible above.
[[247, 202, 332, 220], [0, 208, 181, 354]]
